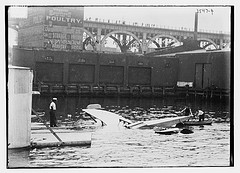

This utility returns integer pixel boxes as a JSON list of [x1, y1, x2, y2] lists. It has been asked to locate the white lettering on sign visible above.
[[46, 15, 83, 24], [51, 44, 67, 49], [49, 8, 70, 17], [71, 45, 82, 50], [49, 43, 82, 50], [46, 39, 82, 45]]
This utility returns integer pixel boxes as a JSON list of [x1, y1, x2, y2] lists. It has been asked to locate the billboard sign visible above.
[[45, 7, 84, 27], [19, 7, 84, 28]]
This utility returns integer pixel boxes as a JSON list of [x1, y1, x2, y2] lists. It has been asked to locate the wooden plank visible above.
[[32, 109, 63, 144], [31, 140, 91, 148], [31, 132, 92, 148]]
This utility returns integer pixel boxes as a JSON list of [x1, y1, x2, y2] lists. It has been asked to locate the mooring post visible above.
[[162, 87, 165, 96], [38, 83, 41, 92], [186, 85, 189, 97], [65, 84, 68, 95], [151, 86, 154, 96], [117, 86, 120, 94]]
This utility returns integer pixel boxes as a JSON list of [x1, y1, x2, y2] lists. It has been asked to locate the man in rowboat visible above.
[[180, 106, 192, 116], [196, 110, 205, 121]]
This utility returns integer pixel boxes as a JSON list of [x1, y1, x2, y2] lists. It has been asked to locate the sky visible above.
[[8, 6, 231, 33], [84, 6, 231, 33]]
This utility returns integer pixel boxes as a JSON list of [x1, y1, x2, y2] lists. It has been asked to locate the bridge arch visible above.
[[101, 30, 142, 52], [81, 28, 97, 50], [147, 34, 180, 48], [223, 42, 231, 49], [197, 38, 218, 49], [81, 28, 96, 42]]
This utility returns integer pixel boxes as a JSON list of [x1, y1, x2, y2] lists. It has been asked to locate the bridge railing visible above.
[[84, 19, 230, 35]]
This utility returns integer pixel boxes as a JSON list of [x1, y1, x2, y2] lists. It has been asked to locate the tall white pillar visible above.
[[8, 66, 33, 148]]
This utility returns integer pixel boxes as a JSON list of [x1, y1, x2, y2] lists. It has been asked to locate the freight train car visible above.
[[177, 50, 231, 98], [152, 50, 231, 97], [176, 50, 230, 90], [10, 47, 231, 98]]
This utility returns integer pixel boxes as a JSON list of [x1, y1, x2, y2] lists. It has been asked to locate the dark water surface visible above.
[[32, 95, 230, 120], [8, 96, 232, 167]]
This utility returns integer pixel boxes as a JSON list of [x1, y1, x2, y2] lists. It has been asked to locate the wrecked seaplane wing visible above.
[[126, 116, 191, 129], [82, 109, 132, 127], [83, 107, 191, 129]]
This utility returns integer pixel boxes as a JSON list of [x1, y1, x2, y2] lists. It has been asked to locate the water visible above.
[[8, 96, 232, 167], [32, 96, 230, 121]]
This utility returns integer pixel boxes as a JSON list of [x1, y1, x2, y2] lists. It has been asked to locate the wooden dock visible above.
[[31, 123, 92, 148]]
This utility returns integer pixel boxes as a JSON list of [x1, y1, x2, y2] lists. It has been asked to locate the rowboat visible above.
[[183, 120, 212, 126], [125, 116, 191, 129]]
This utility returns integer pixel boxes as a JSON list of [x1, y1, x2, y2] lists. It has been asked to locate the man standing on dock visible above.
[[49, 98, 58, 127]]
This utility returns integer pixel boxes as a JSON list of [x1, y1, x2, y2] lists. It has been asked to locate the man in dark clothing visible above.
[[180, 106, 192, 116], [49, 98, 58, 127], [184, 107, 191, 116]]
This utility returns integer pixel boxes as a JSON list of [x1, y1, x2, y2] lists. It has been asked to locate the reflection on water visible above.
[[8, 96, 231, 167], [32, 96, 230, 120]]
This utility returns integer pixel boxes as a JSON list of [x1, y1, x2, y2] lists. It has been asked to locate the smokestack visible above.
[[194, 12, 198, 40]]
